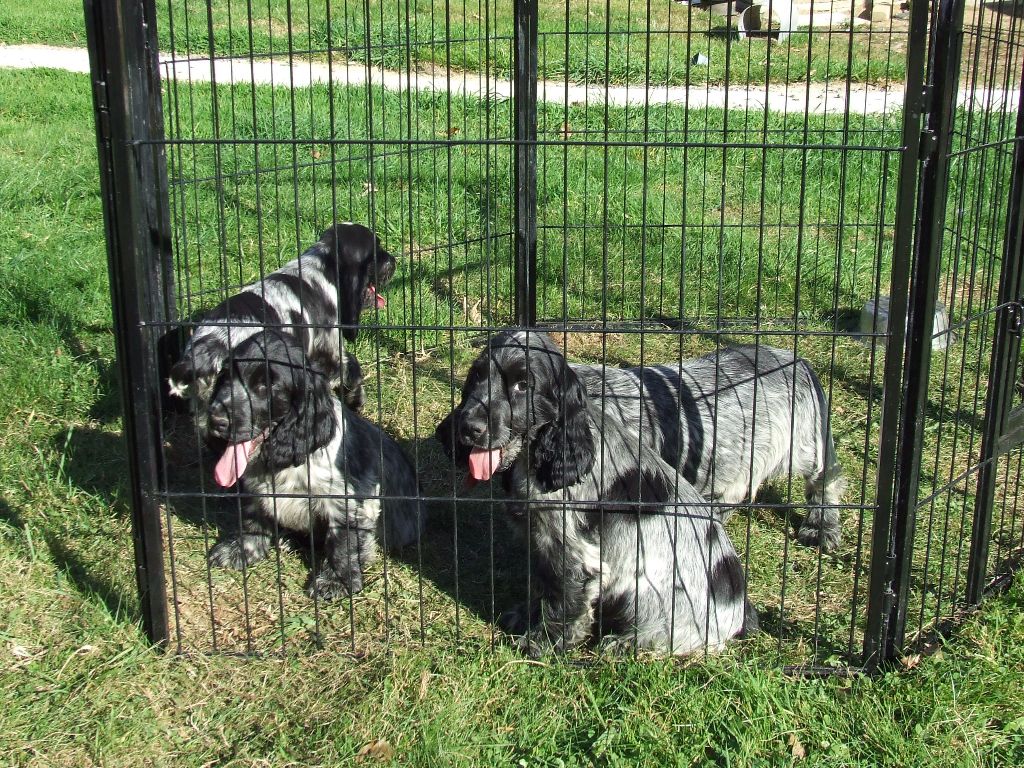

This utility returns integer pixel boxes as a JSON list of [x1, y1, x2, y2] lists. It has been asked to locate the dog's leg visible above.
[[511, 520, 601, 657], [306, 499, 379, 601], [515, 577, 600, 657], [379, 498, 422, 552], [339, 349, 365, 413], [798, 466, 845, 553], [208, 511, 273, 569], [315, 346, 365, 412]]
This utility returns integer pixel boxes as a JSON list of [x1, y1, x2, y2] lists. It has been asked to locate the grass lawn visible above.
[[0, 0, 909, 87], [1, 58, 1024, 764]]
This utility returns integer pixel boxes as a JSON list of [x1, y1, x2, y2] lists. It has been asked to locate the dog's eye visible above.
[[512, 380, 528, 393]]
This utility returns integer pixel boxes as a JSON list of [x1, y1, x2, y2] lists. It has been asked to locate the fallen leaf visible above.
[[467, 299, 482, 325], [901, 653, 922, 669], [362, 181, 377, 195], [356, 739, 395, 762], [788, 733, 806, 760], [559, 122, 572, 139], [418, 669, 430, 700], [312, 149, 322, 159]]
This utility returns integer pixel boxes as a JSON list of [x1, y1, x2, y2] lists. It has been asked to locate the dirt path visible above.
[[0, 43, 1017, 115]]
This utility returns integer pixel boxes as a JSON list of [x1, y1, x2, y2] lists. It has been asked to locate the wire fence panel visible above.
[[900, 1, 1024, 651], [84, 0, 1024, 672]]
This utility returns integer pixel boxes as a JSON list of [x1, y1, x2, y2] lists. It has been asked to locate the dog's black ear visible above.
[[435, 408, 469, 463], [338, 270, 364, 342], [264, 362, 337, 469], [434, 410, 455, 458], [532, 365, 595, 492], [306, 368, 338, 449]]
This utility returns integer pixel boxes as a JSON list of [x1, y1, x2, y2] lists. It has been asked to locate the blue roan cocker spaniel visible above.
[[437, 331, 757, 656], [204, 329, 421, 600]]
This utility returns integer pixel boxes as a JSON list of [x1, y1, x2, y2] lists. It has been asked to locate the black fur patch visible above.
[[207, 290, 281, 325], [273, 272, 333, 326], [711, 551, 746, 603]]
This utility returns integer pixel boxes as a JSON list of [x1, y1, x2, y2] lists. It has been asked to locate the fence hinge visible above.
[[93, 78, 111, 142], [918, 129, 939, 161], [881, 552, 898, 622], [881, 586, 896, 619], [1007, 298, 1024, 336]]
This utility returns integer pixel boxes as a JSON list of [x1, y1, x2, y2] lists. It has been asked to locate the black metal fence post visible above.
[[967, 67, 1024, 605], [513, 0, 538, 327], [83, 0, 174, 646], [862, 2, 931, 670], [885, 0, 969, 659]]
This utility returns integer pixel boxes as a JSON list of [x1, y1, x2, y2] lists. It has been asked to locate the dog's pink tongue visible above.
[[468, 447, 501, 481], [368, 284, 386, 309], [214, 439, 257, 487]]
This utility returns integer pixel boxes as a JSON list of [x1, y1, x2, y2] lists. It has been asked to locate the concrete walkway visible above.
[[1, 43, 1016, 115]]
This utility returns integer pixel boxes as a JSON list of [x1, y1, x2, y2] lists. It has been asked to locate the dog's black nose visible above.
[[459, 417, 487, 443]]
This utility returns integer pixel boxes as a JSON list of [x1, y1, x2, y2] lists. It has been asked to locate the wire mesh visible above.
[[903, 0, 1024, 651], [85, 0, 1024, 671]]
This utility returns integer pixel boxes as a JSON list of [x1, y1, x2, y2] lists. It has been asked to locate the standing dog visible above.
[[570, 345, 845, 552], [205, 329, 421, 600], [168, 222, 395, 414], [437, 331, 753, 656]]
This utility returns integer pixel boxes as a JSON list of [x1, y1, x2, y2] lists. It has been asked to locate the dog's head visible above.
[[205, 330, 337, 487], [437, 331, 595, 492], [320, 222, 397, 342]]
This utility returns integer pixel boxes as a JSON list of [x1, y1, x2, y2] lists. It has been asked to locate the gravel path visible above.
[[1, 43, 1016, 115]]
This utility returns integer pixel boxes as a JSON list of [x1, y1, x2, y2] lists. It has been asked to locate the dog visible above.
[[204, 329, 421, 600], [436, 331, 753, 657], [568, 344, 845, 552], [168, 222, 395, 414]]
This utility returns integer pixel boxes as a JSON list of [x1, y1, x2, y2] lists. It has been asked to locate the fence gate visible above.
[[83, 0, 1024, 670], [877, 0, 1024, 664]]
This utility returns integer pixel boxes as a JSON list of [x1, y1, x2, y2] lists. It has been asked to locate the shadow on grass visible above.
[[830, 356, 985, 434], [0, 497, 24, 535], [54, 427, 129, 506], [398, 435, 532, 628], [43, 533, 141, 624], [0, 495, 140, 623]]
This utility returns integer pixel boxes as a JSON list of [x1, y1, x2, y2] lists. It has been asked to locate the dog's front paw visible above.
[[342, 380, 366, 413], [797, 508, 841, 553], [208, 535, 269, 570], [498, 601, 541, 636], [305, 567, 363, 602], [513, 625, 576, 658], [596, 634, 637, 657]]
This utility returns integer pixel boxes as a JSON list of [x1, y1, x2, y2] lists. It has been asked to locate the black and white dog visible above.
[[441, 337, 843, 550], [168, 222, 395, 414], [437, 331, 752, 657], [570, 345, 846, 552], [205, 329, 421, 600]]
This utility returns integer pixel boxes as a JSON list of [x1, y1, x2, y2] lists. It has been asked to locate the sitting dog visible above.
[[168, 222, 395, 414], [570, 345, 845, 552], [437, 331, 753, 656], [205, 329, 421, 600]]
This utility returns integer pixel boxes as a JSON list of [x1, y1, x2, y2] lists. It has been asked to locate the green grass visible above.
[[2, 61, 1024, 765], [161, 75, 908, 331], [1, 0, 908, 87]]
